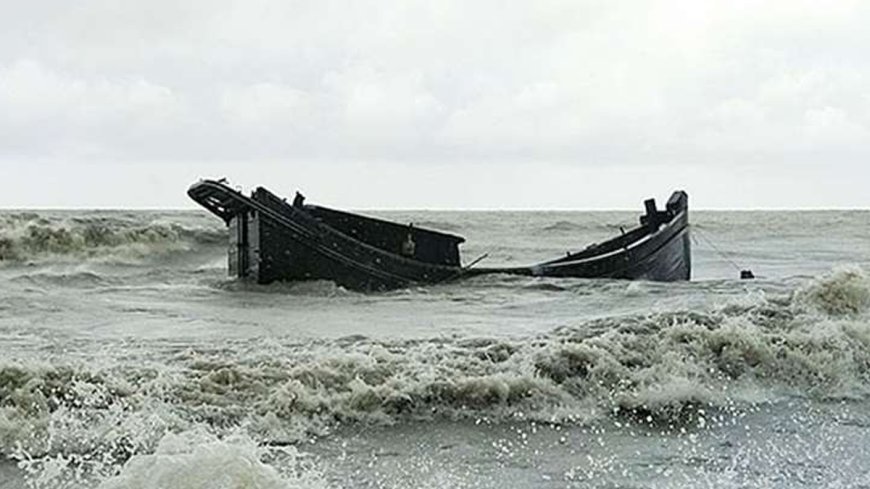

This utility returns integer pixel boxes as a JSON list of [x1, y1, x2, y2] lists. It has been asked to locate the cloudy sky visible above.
[[1, 0, 867, 209]]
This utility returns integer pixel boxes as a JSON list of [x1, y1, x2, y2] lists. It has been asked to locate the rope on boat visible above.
[[691, 224, 754, 278]]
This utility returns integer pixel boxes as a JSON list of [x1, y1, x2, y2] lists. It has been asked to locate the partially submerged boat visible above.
[[189, 179, 690, 290]]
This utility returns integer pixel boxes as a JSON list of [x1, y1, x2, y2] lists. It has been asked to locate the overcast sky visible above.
[[1, 0, 868, 209]]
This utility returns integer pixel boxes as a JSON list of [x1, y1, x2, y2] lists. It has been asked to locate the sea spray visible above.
[[95, 430, 327, 489], [795, 265, 870, 315], [13, 429, 328, 489], [4, 274, 870, 476]]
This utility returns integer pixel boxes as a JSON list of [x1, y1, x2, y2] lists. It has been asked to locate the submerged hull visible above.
[[189, 180, 690, 290], [473, 191, 690, 282]]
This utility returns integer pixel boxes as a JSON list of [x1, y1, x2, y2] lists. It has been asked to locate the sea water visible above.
[[1, 209, 869, 488]]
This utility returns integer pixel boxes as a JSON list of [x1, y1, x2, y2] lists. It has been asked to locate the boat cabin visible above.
[[226, 187, 465, 281]]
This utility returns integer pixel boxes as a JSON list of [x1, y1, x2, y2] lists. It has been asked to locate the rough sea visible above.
[[1, 207, 869, 489]]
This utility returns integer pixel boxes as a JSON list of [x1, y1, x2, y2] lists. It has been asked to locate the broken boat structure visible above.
[[189, 179, 691, 290]]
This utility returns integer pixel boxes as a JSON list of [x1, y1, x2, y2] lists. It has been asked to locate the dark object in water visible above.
[[188, 179, 691, 290], [740, 269, 755, 279]]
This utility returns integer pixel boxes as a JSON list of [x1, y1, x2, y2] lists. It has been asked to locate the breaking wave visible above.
[[3, 269, 870, 470], [92, 430, 326, 489], [2, 267, 869, 487], [0, 212, 224, 264], [794, 265, 870, 315], [12, 427, 327, 489]]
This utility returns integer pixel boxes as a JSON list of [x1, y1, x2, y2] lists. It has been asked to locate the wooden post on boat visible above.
[[643, 199, 660, 229]]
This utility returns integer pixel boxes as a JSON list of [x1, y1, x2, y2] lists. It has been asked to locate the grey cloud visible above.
[[0, 0, 868, 207]]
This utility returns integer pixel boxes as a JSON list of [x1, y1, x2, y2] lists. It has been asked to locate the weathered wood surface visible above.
[[189, 179, 691, 290]]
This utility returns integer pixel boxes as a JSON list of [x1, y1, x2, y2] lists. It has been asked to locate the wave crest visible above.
[[7, 295, 869, 460], [4, 269, 870, 481], [795, 266, 870, 315], [0, 212, 224, 263]]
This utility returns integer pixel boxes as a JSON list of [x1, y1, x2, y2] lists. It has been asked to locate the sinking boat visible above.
[[189, 179, 690, 290]]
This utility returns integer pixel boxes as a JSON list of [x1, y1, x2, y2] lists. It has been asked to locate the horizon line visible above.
[[1, 205, 868, 212]]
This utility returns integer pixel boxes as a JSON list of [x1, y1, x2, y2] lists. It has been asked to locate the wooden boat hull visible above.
[[188, 180, 691, 290], [189, 181, 464, 290], [473, 192, 690, 281]]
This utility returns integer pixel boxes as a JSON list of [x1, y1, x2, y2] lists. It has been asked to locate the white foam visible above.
[[4, 267, 870, 485], [96, 430, 327, 489], [795, 265, 870, 315]]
